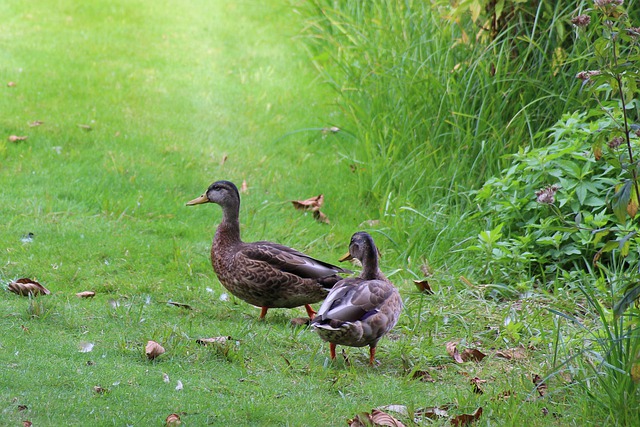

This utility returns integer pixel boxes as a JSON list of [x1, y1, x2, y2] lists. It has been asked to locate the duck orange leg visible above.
[[259, 306, 269, 319], [369, 346, 377, 366], [330, 343, 337, 360], [304, 304, 316, 320]]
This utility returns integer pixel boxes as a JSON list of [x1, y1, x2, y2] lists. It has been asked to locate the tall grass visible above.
[[298, 0, 591, 272]]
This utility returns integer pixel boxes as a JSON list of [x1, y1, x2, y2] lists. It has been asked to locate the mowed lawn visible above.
[[0, 1, 591, 426]]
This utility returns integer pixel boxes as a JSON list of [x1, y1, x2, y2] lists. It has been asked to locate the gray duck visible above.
[[186, 180, 350, 319], [311, 231, 402, 365]]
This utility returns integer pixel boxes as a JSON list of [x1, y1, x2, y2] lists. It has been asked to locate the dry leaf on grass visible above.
[[321, 126, 340, 134], [77, 124, 92, 131], [532, 374, 547, 397], [461, 348, 486, 362], [23, 421, 32, 427], [7, 278, 50, 296], [495, 345, 527, 360], [28, 121, 43, 127], [313, 209, 330, 224], [145, 340, 165, 360], [165, 301, 193, 310], [470, 377, 487, 394], [196, 336, 233, 346], [292, 194, 330, 224], [290, 317, 310, 326], [163, 373, 170, 383], [380, 404, 450, 422], [8, 135, 28, 142], [450, 407, 483, 426], [446, 341, 464, 363], [93, 385, 108, 394], [411, 370, 435, 382], [446, 342, 486, 363], [348, 409, 406, 427], [8, 81, 16, 87], [220, 154, 228, 165], [79, 342, 94, 353], [292, 194, 324, 210], [342, 349, 351, 367], [166, 413, 181, 426], [413, 279, 434, 294], [240, 180, 248, 194], [76, 291, 96, 298]]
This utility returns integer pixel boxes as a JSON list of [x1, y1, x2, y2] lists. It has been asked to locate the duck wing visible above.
[[240, 241, 351, 279], [314, 279, 394, 323]]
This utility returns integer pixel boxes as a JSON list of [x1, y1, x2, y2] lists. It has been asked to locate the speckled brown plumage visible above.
[[187, 180, 350, 319], [311, 231, 402, 365]]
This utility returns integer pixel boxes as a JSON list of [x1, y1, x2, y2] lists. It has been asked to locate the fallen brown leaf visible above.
[[77, 124, 92, 131], [166, 413, 182, 426], [28, 121, 43, 127], [313, 209, 330, 224], [348, 409, 406, 427], [290, 317, 310, 326], [23, 421, 32, 427], [165, 301, 192, 310], [220, 154, 228, 165], [342, 349, 351, 367], [532, 374, 547, 397], [470, 377, 486, 394], [196, 336, 233, 346], [411, 370, 435, 382], [7, 278, 50, 296], [413, 279, 434, 294], [145, 340, 165, 360], [450, 407, 483, 426], [461, 348, 486, 362], [17, 404, 28, 411], [415, 406, 450, 420], [8, 135, 28, 142], [446, 342, 486, 363], [93, 385, 108, 394], [21, 325, 29, 334], [446, 341, 464, 363], [492, 390, 514, 401], [495, 345, 527, 360], [240, 179, 248, 194], [76, 291, 96, 298], [292, 194, 324, 211], [8, 81, 16, 87], [322, 126, 340, 134]]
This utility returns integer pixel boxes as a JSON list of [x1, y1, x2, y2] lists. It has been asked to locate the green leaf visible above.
[[611, 180, 632, 223], [613, 284, 640, 318]]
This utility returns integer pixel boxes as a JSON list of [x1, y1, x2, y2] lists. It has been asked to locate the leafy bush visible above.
[[471, 0, 640, 292]]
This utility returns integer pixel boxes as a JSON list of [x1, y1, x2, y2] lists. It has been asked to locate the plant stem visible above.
[[611, 32, 640, 207]]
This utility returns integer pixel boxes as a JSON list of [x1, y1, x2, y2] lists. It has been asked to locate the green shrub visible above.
[[470, 0, 640, 289]]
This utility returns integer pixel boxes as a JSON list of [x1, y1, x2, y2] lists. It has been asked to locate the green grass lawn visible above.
[[0, 0, 610, 425]]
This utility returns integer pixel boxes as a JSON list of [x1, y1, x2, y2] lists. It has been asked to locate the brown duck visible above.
[[311, 231, 402, 365], [186, 180, 351, 319]]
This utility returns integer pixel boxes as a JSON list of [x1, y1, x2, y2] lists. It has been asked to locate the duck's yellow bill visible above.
[[339, 252, 353, 262], [186, 194, 209, 206]]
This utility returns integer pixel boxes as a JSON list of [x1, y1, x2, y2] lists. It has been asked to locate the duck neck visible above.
[[214, 202, 242, 245], [360, 251, 385, 281]]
